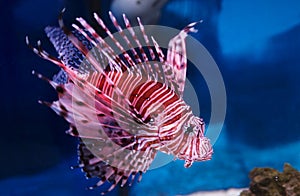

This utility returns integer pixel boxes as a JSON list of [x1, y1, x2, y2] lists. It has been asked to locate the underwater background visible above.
[[1, 0, 300, 195]]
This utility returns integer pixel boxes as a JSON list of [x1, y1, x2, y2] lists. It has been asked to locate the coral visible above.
[[240, 163, 300, 196]]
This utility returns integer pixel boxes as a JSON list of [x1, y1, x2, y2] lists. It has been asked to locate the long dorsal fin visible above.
[[57, 10, 146, 123], [165, 21, 202, 97]]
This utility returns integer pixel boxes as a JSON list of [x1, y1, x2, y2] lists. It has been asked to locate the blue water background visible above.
[[0, 0, 300, 195]]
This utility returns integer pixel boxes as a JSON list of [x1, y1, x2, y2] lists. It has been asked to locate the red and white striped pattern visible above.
[[26, 9, 213, 194]]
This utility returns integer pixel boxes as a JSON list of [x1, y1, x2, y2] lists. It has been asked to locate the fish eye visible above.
[[186, 126, 194, 133]]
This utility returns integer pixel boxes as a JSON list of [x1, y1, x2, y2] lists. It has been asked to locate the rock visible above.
[[240, 163, 300, 196]]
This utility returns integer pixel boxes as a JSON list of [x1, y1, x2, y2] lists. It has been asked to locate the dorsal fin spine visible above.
[[58, 11, 142, 121]]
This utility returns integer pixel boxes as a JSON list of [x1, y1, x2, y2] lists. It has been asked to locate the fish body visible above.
[[26, 10, 213, 194]]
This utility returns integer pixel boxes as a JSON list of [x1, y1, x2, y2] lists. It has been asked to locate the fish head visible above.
[[178, 116, 213, 168]]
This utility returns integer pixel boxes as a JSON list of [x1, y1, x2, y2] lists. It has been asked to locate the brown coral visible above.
[[240, 163, 300, 196]]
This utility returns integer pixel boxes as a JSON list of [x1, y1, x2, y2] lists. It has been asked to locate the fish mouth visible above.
[[177, 147, 213, 164], [181, 155, 212, 168]]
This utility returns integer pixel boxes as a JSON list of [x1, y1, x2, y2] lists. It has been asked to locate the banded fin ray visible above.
[[57, 11, 147, 126], [165, 21, 202, 97], [45, 26, 99, 83], [78, 139, 156, 194], [45, 27, 88, 70], [26, 40, 151, 143], [104, 12, 157, 80], [31, 70, 145, 141], [49, 79, 148, 139], [107, 13, 168, 85]]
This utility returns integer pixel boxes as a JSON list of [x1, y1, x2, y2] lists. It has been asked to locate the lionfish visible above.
[[26, 9, 213, 194]]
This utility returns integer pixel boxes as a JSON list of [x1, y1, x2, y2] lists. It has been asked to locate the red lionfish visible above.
[[26, 9, 213, 194]]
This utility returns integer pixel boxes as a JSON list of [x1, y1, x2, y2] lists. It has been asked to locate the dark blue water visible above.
[[1, 0, 300, 195]]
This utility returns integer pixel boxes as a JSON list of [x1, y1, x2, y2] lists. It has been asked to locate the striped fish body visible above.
[[88, 69, 192, 148], [26, 10, 213, 194]]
